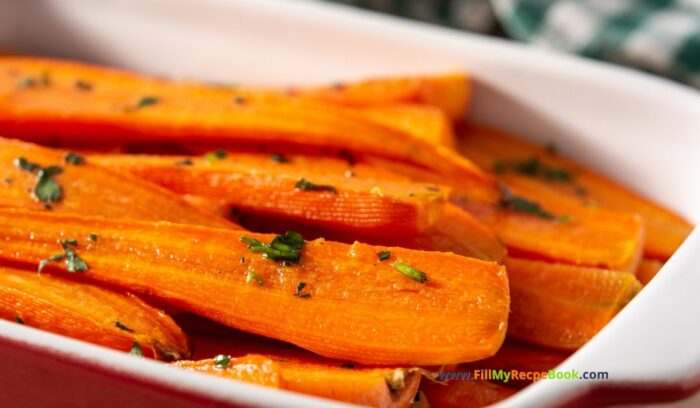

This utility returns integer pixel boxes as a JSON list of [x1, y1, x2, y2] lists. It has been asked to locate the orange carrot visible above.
[[294, 73, 470, 120], [420, 379, 516, 408], [636, 258, 664, 286], [91, 153, 450, 236], [0, 137, 232, 228], [505, 257, 642, 350], [351, 103, 456, 148], [0, 57, 488, 191], [0, 265, 189, 360], [458, 122, 693, 260], [0, 208, 510, 365], [175, 356, 422, 408]]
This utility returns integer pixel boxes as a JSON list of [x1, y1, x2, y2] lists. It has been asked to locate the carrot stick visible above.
[[0, 208, 510, 365], [0, 265, 189, 360], [420, 379, 516, 408], [366, 157, 646, 272], [458, 122, 693, 260], [636, 258, 664, 286], [0, 137, 233, 228], [505, 257, 642, 350], [351, 103, 456, 148], [91, 153, 450, 236], [0, 57, 488, 191], [293, 73, 470, 120], [175, 356, 422, 408]]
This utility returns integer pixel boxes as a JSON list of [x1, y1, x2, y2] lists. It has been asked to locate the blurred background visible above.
[[325, 0, 700, 89]]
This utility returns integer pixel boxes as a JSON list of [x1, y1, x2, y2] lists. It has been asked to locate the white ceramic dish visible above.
[[0, 0, 699, 406]]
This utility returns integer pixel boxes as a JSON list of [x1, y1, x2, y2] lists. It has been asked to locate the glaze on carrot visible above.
[[458, 122, 693, 260], [636, 258, 664, 286], [0, 137, 232, 228], [0, 57, 488, 191], [91, 153, 450, 236], [505, 257, 642, 350], [0, 265, 189, 360], [175, 357, 422, 408], [0, 208, 510, 365]]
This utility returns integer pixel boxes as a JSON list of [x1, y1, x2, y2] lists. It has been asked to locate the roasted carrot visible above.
[[420, 379, 516, 408], [636, 258, 664, 286], [351, 103, 456, 148], [458, 122, 693, 260], [293, 73, 470, 120], [91, 153, 450, 236], [0, 57, 489, 191], [0, 265, 189, 360], [505, 257, 642, 350], [174, 355, 281, 387], [0, 208, 510, 365], [0, 137, 232, 228], [175, 356, 422, 408], [367, 157, 646, 272]]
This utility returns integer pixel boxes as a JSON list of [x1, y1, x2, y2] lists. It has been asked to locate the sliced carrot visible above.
[[352, 103, 456, 148], [420, 379, 516, 408], [0, 265, 189, 360], [458, 122, 693, 260], [0, 208, 510, 365], [91, 153, 450, 236], [293, 73, 470, 120], [636, 258, 664, 286], [175, 356, 421, 408], [0, 57, 489, 191], [367, 157, 646, 272], [174, 355, 281, 387], [0, 137, 232, 228], [505, 257, 642, 350]]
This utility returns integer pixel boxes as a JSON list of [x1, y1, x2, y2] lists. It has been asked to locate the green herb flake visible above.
[[391, 262, 428, 283], [498, 183, 557, 220], [14, 157, 41, 172], [246, 270, 265, 286], [175, 159, 194, 166], [114, 321, 135, 333], [17, 77, 37, 88], [270, 153, 290, 163], [135, 96, 159, 109], [88, 233, 99, 242], [494, 157, 572, 183], [240, 257, 246, 264], [295, 178, 337, 194], [233, 96, 247, 105], [377, 251, 392, 262], [74, 80, 93, 91], [204, 149, 228, 162], [38, 239, 88, 273], [15, 316, 24, 325], [558, 214, 573, 223], [129, 342, 143, 357], [241, 231, 306, 264], [294, 281, 312, 298], [213, 354, 231, 369], [64, 152, 85, 165]]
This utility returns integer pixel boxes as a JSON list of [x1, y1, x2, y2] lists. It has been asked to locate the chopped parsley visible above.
[[17, 77, 37, 88], [114, 321, 135, 333], [15, 316, 24, 325], [295, 178, 337, 194], [135, 96, 159, 109], [129, 342, 143, 357], [204, 149, 227, 162], [377, 251, 392, 262], [294, 282, 312, 298], [213, 354, 231, 369], [14, 157, 64, 203], [493, 157, 573, 182], [391, 262, 428, 283], [88, 233, 99, 242], [241, 231, 306, 264], [270, 153, 290, 163], [246, 270, 264, 286], [74, 80, 93, 91], [233, 96, 247, 105], [498, 183, 559, 220], [175, 159, 194, 166], [37, 239, 88, 273], [64, 152, 85, 165]]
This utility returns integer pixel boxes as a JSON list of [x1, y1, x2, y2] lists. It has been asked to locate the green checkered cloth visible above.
[[329, 0, 700, 88]]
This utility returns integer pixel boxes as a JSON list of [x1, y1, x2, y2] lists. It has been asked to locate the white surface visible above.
[[1, 0, 699, 406]]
